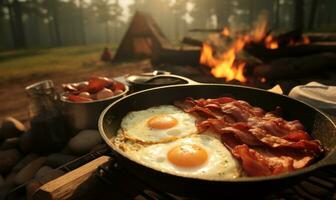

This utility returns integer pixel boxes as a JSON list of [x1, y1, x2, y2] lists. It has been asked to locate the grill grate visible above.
[[5, 146, 334, 200], [96, 157, 336, 200]]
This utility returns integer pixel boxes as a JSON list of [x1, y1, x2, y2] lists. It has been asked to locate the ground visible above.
[[0, 45, 152, 125]]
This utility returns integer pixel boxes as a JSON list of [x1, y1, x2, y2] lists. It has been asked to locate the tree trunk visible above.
[[48, 21, 54, 46], [78, 0, 86, 45], [308, 0, 318, 30], [274, 0, 280, 29], [7, 5, 18, 48], [174, 13, 179, 41], [114, 22, 118, 45], [326, 0, 333, 24], [293, 0, 304, 31], [249, 0, 255, 28], [49, 0, 62, 46], [104, 22, 109, 44], [12, 0, 26, 48], [215, 0, 230, 28], [30, 0, 40, 46], [31, 14, 40, 46]]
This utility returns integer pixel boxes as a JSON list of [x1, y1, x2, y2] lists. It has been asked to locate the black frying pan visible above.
[[98, 75, 336, 198]]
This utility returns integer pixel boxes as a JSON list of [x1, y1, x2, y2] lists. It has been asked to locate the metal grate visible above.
[[96, 158, 336, 200], [5, 145, 334, 200]]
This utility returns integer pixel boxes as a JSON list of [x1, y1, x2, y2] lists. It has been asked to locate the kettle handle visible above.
[[146, 74, 201, 85]]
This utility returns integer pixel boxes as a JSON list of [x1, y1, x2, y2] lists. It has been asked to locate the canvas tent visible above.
[[113, 11, 172, 61]]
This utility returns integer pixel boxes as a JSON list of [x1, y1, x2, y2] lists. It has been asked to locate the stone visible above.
[[45, 153, 77, 168], [5, 172, 16, 185], [0, 137, 20, 150], [19, 131, 34, 154], [34, 166, 53, 180], [35, 166, 64, 184], [0, 175, 4, 186], [68, 129, 103, 155], [0, 149, 22, 174], [0, 183, 16, 200], [89, 143, 108, 153], [12, 154, 39, 172], [0, 117, 26, 140], [14, 157, 46, 185], [26, 179, 42, 200], [60, 145, 73, 155]]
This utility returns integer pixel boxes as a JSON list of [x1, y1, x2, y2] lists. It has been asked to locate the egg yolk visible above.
[[167, 144, 208, 168], [147, 115, 178, 129]]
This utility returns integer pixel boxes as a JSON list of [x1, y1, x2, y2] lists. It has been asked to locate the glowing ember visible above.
[[302, 36, 310, 45], [265, 35, 279, 49]]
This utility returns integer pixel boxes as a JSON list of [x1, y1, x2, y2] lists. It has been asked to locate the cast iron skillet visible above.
[[98, 75, 336, 198]]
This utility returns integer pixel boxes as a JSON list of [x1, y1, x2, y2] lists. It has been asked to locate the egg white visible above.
[[121, 105, 198, 143], [126, 132, 241, 180]]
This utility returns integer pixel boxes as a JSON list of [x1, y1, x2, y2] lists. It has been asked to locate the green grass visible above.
[[0, 44, 115, 82]]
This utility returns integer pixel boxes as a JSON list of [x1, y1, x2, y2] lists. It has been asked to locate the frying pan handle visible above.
[[148, 74, 201, 85]]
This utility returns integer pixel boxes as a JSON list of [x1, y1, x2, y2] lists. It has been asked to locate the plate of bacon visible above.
[[98, 74, 336, 198]]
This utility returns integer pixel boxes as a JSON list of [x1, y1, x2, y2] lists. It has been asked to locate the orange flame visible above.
[[200, 12, 311, 83], [200, 13, 284, 83], [251, 14, 268, 43], [265, 35, 279, 49], [200, 41, 247, 83], [221, 27, 230, 37]]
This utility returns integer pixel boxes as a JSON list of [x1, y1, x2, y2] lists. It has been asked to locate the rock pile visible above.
[[0, 117, 104, 199]]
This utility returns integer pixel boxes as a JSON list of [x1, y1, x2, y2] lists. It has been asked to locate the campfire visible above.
[[112, 11, 335, 91], [199, 14, 312, 84]]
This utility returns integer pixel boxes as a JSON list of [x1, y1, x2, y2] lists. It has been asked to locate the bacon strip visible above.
[[175, 97, 324, 177]]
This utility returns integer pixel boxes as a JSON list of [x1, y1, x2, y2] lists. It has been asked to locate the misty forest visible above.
[[1, 0, 335, 49]]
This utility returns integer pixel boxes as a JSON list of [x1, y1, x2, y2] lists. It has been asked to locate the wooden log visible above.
[[151, 46, 201, 66], [33, 156, 111, 200], [253, 52, 336, 79], [305, 33, 336, 42], [181, 37, 203, 47], [188, 28, 222, 33], [275, 30, 302, 48], [245, 43, 336, 62]]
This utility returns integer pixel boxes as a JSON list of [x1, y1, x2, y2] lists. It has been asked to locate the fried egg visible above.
[[120, 105, 197, 143], [125, 132, 241, 180]]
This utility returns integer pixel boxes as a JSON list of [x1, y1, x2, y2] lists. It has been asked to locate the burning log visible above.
[[273, 30, 303, 48], [253, 53, 336, 79]]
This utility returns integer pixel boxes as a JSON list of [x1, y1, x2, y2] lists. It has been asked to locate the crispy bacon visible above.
[[232, 145, 273, 176], [175, 97, 324, 177]]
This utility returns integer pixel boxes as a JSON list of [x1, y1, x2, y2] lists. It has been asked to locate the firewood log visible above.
[[188, 28, 222, 33], [151, 47, 201, 66], [253, 53, 336, 79], [181, 37, 203, 47], [246, 43, 336, 62], [305, 33, 336, 42]]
